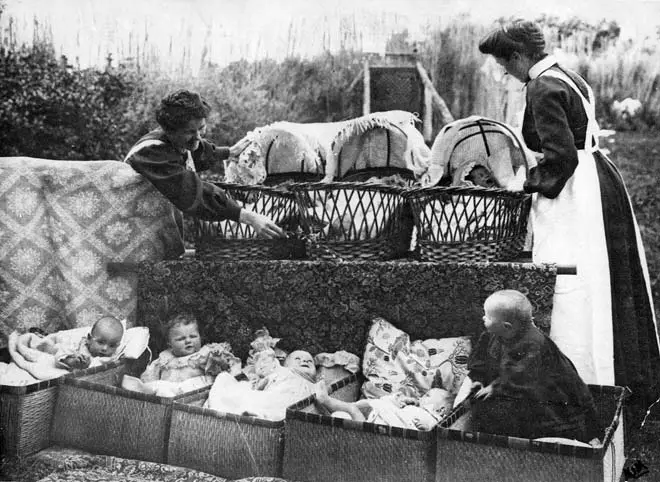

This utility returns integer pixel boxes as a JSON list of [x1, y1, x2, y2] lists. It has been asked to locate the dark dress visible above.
[[124, 128, 241, 222], [521, 58, 659, 425], [468, 325, 600, 442]]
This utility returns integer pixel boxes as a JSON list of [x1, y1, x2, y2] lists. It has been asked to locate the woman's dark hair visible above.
[[479, 19, 547, 61], [155, 89, 211, 132]]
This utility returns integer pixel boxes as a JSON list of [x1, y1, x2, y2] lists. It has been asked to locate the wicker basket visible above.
[[168, 371, 359, 480], [435, 385, 627, 482], [50, 361, 208, 464], [283, 375, 438, 482], [0, 361, 128, 460], [403, 185, 532, 262], [291, 181, 411, 261], [193, 182, 305, 261]]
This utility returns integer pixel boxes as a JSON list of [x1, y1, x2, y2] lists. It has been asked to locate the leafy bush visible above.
[[0, 42, 143, 160]]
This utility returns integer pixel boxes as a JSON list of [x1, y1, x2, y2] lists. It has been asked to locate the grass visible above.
[[604, 130, 660, 320], [606, 129, 660, 481]]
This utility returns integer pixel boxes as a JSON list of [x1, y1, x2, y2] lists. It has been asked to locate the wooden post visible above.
[[363, 59, 371, 116], [416, 61, 454, 125], [423, 85, 433, 143]]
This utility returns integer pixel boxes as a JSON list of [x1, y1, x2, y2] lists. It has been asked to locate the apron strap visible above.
[[538, 69, 599, 153]]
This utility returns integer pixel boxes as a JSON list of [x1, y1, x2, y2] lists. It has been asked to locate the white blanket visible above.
[[205, 368, 314, 421], [0, 326, 149, 386]]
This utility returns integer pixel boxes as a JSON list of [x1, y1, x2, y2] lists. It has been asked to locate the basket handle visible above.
[[264, 138, 276, 175]]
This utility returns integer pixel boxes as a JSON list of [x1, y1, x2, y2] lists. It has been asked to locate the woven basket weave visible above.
[[436, 385, 627, 482], [50, 361, 208, 464], [283, 375, 437, 482], [291, 181, 410, 261], [0, 361, 129, 460], [193, 182, 305, 261], [168, 371, 359, 479], [403, 185, 532, 262], [1, 379, 60, 460]]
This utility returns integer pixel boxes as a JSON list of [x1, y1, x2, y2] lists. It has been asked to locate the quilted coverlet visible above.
[[0, 157, 184, 346]]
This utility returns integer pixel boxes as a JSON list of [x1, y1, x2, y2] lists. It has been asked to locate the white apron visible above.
[[528, 69, 614, 385]]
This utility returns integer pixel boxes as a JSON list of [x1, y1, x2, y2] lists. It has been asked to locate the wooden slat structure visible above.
[[350, 51, 454, 143]]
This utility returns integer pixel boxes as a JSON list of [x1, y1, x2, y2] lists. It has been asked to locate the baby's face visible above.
[[482, 301, 511, 337], [468, 166, 498, 188], [88, 325, 122, 357], [168, 322, 202, 357], [285, 350, 316, 378]]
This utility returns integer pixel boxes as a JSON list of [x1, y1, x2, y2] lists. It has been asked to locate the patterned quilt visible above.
[[0, 158, 184, 346]]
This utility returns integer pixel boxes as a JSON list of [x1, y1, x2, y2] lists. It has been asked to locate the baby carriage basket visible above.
[[406, 116, 532, 262], [193, 182, 305, 261], [194, 121, 331, 260]]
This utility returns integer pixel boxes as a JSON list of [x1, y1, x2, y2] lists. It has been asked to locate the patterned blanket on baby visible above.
[[0, 158, 184, 346]]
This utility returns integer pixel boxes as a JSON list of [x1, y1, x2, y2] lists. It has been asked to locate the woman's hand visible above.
[[229, 136, 251, 157], [239, 210, 286, 239]]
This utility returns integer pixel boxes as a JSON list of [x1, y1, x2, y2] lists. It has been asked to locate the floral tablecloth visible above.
[[0, 158, 184, 345]]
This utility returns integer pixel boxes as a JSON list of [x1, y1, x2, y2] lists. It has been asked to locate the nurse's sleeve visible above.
[[523, 78, 579, 199]]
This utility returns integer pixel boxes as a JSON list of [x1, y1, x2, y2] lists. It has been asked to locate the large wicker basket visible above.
[[283, 375, 438, 482], [1, 378, 60, 461], [403, 185, 532, 262], [168, 371, 360, 480], [0, 361, 130, 460], [193, 182, 305, 261], [50, 361, 208, 464], [291, 181, 411, 261], [436, 385, 627, 482]]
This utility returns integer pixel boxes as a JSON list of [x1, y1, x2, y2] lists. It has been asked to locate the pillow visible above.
[[121, 326, 150, 360], [423, 336, 471, 394], [362, 317, 471, 400]]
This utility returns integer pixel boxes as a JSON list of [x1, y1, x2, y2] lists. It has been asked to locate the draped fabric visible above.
[[0, 158, 184, 346]]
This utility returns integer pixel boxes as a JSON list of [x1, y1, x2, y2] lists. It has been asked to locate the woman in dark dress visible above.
[[478, 20, 659, 428], [124, 89, 285, 240]]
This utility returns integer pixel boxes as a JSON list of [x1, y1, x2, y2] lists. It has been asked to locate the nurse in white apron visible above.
[[479, 19, 660, 427]]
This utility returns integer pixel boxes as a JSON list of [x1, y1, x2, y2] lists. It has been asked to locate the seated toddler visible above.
[[125, 313, 240, 397], [466, 289, 600, 443]]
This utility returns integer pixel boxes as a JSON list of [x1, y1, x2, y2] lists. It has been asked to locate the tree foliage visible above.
[[0, 43, 143, 160]]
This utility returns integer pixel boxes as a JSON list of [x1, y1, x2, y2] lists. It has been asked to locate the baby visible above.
[[130, 313, 240, 397], [45, 316, 124, 370], [465, 165, 499, 188], [467, 289, 600, 443], [314, 378, 452, 431], [205, 349, 320, 420]]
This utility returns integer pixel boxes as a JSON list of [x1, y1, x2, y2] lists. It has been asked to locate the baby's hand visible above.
[[413, 417, 432, 431], [397, 396, 419, 408], [60, 353, 91, 370], [474, 384, 494, 400], [314, 378, 330, 404], [469, 381, 484, 396]]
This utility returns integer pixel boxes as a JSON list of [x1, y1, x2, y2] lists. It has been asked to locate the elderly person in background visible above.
[[478, 19, 659, 429], [124, 89, 285, 239]]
